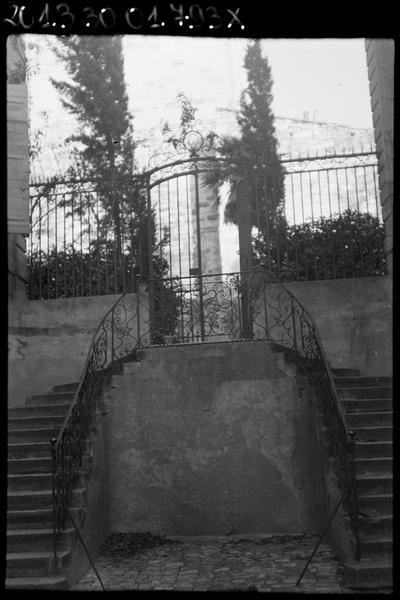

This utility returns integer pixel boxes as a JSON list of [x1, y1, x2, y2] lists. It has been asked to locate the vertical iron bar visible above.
[[326, 170, 336, 279], [353, 167, 364, 276], [29, 196, 34, 299], [38, 200, 42, 299], [308, 172, 317, 280], [194, 167, 205, 342], [80, 193, 83, 296], [47, 195, 50, 298], [88, 194, 91, 297], [146, 177, 154, 344], [176, 177, 182, 279], [344, 169, 355, 276], [185, 175, 192, 275], [335, 170, 345, 278], [167, 181, 172, 275], [71, 194, 75, 297], [264, 175, 272, 271], [121, 195, 126, 293], [54, 195, 58, 298], [63, 200, 66, 297], [272, 175, 281, 278], [290, 174, 299, 282], [363, 166, 370, 213], [158, 184, 162, 262], [176, 179, 184, 341], [111, 306, 114, 361], [300, 173, 308, 281]]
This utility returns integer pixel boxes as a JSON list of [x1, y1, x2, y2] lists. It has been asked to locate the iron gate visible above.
[[28, 145, 385, 344]]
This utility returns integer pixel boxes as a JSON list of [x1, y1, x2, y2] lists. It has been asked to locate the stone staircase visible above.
[[6, 382, 81, 590], [334, 370, 393, 591]]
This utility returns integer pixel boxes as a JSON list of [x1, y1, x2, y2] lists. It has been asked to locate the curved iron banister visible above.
[[256, 271, 360, 558], [50, 290, 148, 563]]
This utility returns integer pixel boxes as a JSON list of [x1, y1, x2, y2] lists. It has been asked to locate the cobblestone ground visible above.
[[72, 533, 348, 592]]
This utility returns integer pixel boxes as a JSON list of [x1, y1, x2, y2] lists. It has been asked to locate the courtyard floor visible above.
[[71, 532, 351, 593]]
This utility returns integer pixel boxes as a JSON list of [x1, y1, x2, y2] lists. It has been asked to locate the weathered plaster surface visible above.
[[285, 277, 392, 376], [8, 276, 391, 408], [8, 293, 148, 407], [104, 342, 327, 536]]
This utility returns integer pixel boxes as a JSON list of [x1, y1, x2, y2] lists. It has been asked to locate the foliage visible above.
[[47, 36, 178, 338], [204, 40, 285, 231], [253, 210, 386, 281]]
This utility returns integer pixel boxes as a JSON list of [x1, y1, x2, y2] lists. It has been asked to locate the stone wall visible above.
[[104, 342, 328, 536], [365, 39, 394, 275]]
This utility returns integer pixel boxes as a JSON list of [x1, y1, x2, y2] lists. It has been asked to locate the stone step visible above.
[[334, 376, 392, 388], [359, 537, 392, 555], [357, 515, 392, 537], [341, 398, 392, 413], [26, 392, 76, 407], [8, 415, 66, 430], [346, 411, 392, 428], [351, 425, 392, 443], [356, 474, 392, 495], [337, 387, 392, 399], [8, 427, 61, 443], [8, 442, 54, 459], [8, 456, 53, 474], [5, 575, 69, 590], [355, 457, 392, 475], [7, 527, 75, 553], [357, 494, 393, 517], [8, 403, 71, 418], [8, 472, 53, 492], [7, 506, 85, 530], [7, 487, 86, 511], [7, 508, 54, 530], [6, 550, 70, 578], [52, 381, 79, 393], [355, 441, 392, 459], [343, 555, 392, 589], [331, 368, 360, 377]]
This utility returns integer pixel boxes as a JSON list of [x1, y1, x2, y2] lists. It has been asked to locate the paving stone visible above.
[[71, 533, 347, 592]]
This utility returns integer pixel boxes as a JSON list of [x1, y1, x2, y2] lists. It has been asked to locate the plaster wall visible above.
[[104, 342, 328, 536], [8, 276, 391, 408], [284, 277, 392, 377], [8, 292, 148, 407]]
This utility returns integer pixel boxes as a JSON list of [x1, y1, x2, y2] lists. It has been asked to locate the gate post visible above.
[[194, 164, 205, 341], [236, 178, 254, 340], [146, 176, 154, 344]]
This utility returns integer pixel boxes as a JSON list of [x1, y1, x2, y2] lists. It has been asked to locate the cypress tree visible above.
[[50, 36, 153, 287], [210, 40, 285, 243]]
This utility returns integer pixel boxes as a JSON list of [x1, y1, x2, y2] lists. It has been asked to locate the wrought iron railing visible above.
[[49, 290, 148, 564], [28, 150, 385, 301], [50, 269, 359, 567]]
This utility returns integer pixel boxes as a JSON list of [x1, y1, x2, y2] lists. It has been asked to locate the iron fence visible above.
[[28, 150, 385, 300]]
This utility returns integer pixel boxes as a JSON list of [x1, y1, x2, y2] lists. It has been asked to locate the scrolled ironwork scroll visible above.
[[50, 289, 148, 557]]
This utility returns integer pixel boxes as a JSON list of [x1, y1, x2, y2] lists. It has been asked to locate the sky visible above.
[[25, 35, 374, 176]]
